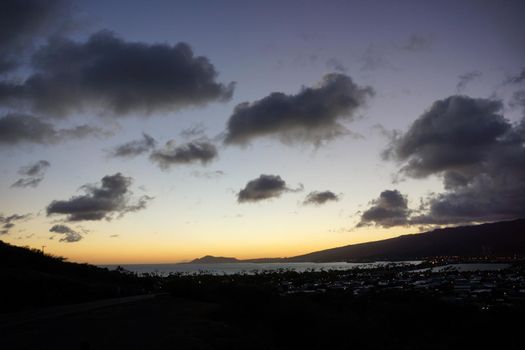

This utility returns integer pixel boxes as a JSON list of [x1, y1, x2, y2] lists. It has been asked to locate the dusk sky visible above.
[[1, 0, 524, 264]]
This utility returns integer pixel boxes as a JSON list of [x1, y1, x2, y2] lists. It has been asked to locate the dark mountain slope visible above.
[[286, 219, 525, 262], [190, 255, 240, 263]]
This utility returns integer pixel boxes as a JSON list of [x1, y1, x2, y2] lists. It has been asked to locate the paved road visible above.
[[0, 293, 167, 330]]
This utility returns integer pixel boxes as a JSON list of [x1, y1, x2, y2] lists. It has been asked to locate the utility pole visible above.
[[41, 245, 46, 254]]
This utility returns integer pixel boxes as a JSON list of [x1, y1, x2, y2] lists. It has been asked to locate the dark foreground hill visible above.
[[287, 219, 525, 262], [0, 241, 156, 313]]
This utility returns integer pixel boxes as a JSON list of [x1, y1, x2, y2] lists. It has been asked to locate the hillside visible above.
[[190, 255, 240, 263], [286, 219, 525, 262], [0, 241, 156, 313]]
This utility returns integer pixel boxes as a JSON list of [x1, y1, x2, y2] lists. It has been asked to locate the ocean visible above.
[[100, 261, 422, 275]]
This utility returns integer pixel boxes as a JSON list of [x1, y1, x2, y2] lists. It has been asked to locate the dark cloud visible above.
[[0, 113, 105, 147], [0, 31, 234, 117], [0, 213, 30, 235], [385, 95, 525, 225], [223, 73, 373, 146], [49, 224, 82, 243], [110, 133, 156, 158], [358, 190, 409, 228], [505, 67, 525, 84], [237, 174, 301, 203], [0, 0, 70, 74], [456, 71, 482, 92], [385, 96, 508, 178], [11, 160, 50, 188], [46, 173, 152, 221], [303, 191, 340, 206], [150, 140, 218, 170], [400, 34, 434, 52]]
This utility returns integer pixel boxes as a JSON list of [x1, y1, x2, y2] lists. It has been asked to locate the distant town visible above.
[[270, 258, 525, 310]]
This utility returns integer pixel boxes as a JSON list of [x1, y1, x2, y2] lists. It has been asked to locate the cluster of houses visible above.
[[279, 263, 525, 309]]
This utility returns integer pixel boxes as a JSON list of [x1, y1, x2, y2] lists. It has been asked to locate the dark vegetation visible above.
[[3, 266, 525, 349], [163, 270, 525, 349], [0, 240, 159, 313]]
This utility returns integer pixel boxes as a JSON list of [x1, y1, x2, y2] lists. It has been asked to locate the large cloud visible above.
[[0, 31, 234, 117], [110, 133, 156, 158], [46, 173, 152, 221], [0, 213, 30, 235], [385, 96, 509, 178], [49, 224, 82, 243], [237, 174, 301, 203], [0, 0, 69, 73], [223, 73, 373, 146], [149, 140, 218, 170], [384, 95, 525, 225], [303, 191, 340, 206], [11, 160, 50, 188], [358, 190, 409, 227], [0, 113, 104, 147]]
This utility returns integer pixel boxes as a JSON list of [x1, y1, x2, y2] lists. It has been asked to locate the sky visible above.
[[1, 0, 524, 264]]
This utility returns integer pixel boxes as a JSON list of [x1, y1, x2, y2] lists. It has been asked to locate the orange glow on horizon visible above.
[[10, 225, 419, 265]]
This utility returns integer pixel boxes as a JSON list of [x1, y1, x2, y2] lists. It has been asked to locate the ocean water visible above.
[[101, 261, 422, 275]]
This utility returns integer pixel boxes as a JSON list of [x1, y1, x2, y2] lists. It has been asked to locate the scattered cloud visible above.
[[46, 173, 153, 221], [384, 95, 525, 225], [505, 67, 525, 85], [400, 34, 434, 52], [0, 113, 105, 147], [359, 45, 389, 71], [110, 133, 156, 158], [11, 160, 50, 188], [510, 90, 525, 111], [180, 124, 206, 139], [0, 213, 30, 235], [224, 73, 373, 146], [150, 140, 218, 170], [191, 170, 225, 179], [237, 174, 302, 203], [456, 71, 482, 93], [326, 58, 347, 72], [11, 177, 43, 188], [303, 191, 340, 206], [0, 31, 234, 117], [357, 190, 409, 228], [49, 224, 82, 243]]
